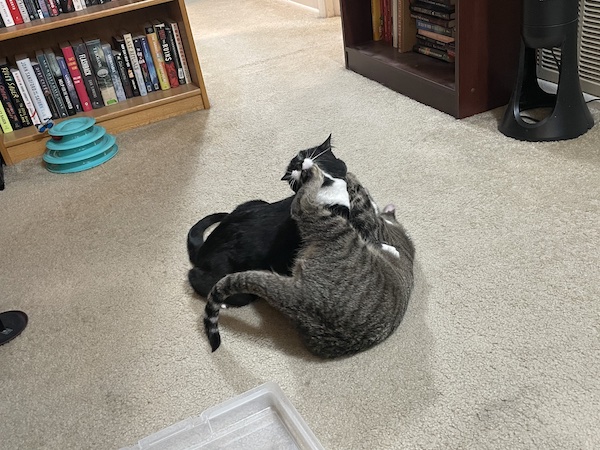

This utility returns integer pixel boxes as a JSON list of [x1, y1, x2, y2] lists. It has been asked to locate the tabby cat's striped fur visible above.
[[204, 164, 415, 358]]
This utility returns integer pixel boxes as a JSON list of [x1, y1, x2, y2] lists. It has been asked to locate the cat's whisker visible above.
[[309, 148, 329, 162]]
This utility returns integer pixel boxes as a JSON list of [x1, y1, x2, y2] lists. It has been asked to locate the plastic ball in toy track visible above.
[[42, 117, 118, 174]]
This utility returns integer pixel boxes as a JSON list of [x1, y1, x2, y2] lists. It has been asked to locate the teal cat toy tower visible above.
[[43, 117, 118, 173]]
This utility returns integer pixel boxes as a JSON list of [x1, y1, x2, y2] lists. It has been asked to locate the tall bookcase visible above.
[[339, 0, 523, 118], [0, 0, 209, 165]]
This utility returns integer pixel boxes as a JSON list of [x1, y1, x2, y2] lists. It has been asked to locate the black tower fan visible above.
[[499, 0, 594, 141]]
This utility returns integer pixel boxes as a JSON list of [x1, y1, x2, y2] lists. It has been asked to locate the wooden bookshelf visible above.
[[0, 0, 209, 165], [339, 0, 523, 118]]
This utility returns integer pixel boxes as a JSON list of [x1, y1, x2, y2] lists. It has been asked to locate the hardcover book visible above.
[[70, 38, 103, 108], [0, 58, 32, 127], [153, 20, 179, 88], [166, 19, 191, 84], [132, 34, 154, 92], [102, 42, 126, 102], [60, 41, 93, 111], [56, 55, 83, 113], [112, 34, 140, 97], [120, 30, 148, 96], [112, 50, 134, 98], [35, 50, 68, 117], [143, 21, 170, 90], [31, 61, 60, 119], [15, 55, 53, 123], [44, 49, 77, 116], [10, 67, 41, 126], [85, 38, 118, 106]]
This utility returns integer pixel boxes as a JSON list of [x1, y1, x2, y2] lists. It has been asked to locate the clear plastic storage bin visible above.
[[121, 382, 324, 450]]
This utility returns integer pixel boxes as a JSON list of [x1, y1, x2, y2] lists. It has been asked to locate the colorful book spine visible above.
[[132, 35, 154, 92], [85, 38, 118, 106], [45, 0, 59, 16], [10, 67, 41, 126], [0, 102, 13, 133], [415, 19, 454, 37], [14, 0, 30, 23], [153, 20, 178, 88], [138, 34, 159, 91], [15, 55, 53, 123], [0, 0, 16, 27], [58, 0, 75, 13], [71, 39, 103, 109], [56, 56, 83, 113], [0, 75, 22, 130], [0, 60, 32, 127], [44, 49, 76, 116], [112, 50, 133, 98], [121, 30, 148, 96], [102, 43, 126, 102], [31, 61, 59, 119], [60, 42, 93, 112], [144, 22, 170, 90], [413, 43, 454, 62], [5, 0, 24, 24], [112, 35, 140, 97], [36, 50, 68, 117], [166, 19, 191, 84], [164, 20, 185, 85]]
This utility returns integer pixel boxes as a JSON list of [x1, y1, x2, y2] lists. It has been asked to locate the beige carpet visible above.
[[2, 0, 600, 448]]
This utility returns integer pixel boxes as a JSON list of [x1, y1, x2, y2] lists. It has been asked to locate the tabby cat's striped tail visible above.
[[204, 300, 222, 352]]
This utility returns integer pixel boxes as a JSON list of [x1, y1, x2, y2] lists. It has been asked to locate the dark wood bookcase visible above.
[[339, 0, 523, 118]]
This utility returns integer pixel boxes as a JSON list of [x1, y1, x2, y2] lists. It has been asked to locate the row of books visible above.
[[370, 0, 455, 63], [0, 0, 106, 28], [0, 19, 191, 134], [410, 0, 455, 63]]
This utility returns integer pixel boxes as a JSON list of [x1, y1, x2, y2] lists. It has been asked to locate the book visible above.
[[413, 43, 454, 62], [166, 18, 191, 84], [37, 0, 49, 18], [85, 38, 118, 106], [132, 34, 154, 92], [137, 33, 160, 91], [417, 28, 454, 43], [102, 42, 126, 102], [72, 0, 84, 10], [44, 49, 77, 116], [57, 0, 74, 13], [36, 50, 69, 117], [10, 67, 41, 126], [45, 0, 59, 16], [371, 0, 382, 41], [22, 0, 40, 20], [120, 30, 148, 96], [15, 55, 53, 124], [60, 42, 93, 111], [112, 50, 134, 98], [153, 20, 178, 88], [398, 0, 417, 53], [410, 12, 455, 28], [14, 0, 31, 23], [0, 101, 13, 133], [56, 56, 83, 113], [70, 38, 103, 108], [410, 0, 454, 7], [415, 19, 454, 37], [416, 34, 454, 52], [0, 0, 16, 27], [5, 0, 24, 24], [410, 1, 455, 20], [0, 58, 32, 127], [112, 35, 140, 97], [143, 21, 170, 90], [0, 79, 22, 129], [31, 61, 59, 119]]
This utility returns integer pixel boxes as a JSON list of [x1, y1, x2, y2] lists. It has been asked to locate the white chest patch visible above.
[[317, 175, 350, 207], [381, 244, 400, 258]]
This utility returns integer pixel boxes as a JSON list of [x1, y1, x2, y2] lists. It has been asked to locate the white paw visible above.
[[381, 244, 400, 259]]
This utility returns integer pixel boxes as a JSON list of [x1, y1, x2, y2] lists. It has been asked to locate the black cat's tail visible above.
[[187, 212, 228, 265]]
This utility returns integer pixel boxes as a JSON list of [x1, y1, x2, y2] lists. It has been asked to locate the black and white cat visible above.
[[187, 135, 347, 305]]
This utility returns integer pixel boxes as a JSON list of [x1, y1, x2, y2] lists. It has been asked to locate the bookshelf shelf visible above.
[[339, 0, 523, 118], [0, 0, 209, 165]]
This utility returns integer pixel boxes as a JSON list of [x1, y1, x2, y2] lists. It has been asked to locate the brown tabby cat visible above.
[[204, 163, 415, 358]]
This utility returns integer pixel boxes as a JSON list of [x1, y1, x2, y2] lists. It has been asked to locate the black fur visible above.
[[187, 135, 347, 305]]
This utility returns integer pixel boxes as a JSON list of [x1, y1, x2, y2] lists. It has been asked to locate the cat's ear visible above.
[[319, 134, 332, 151], [281, 173, 291, 181]]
